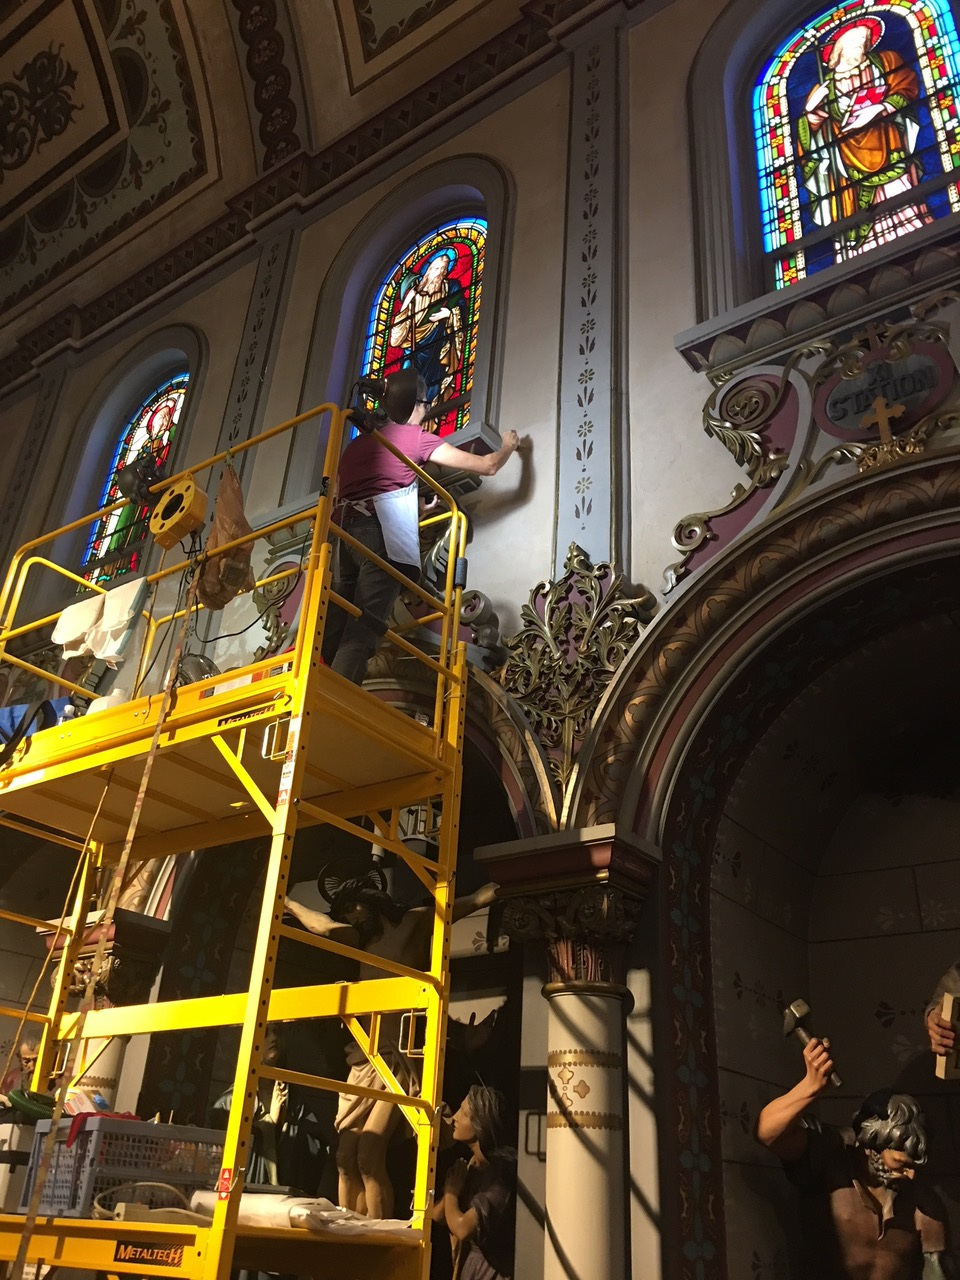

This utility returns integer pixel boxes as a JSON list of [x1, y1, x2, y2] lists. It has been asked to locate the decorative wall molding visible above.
[[502, 884, 642, 984], [217, 226, 297, 461], [665, 312, 960, 589], [0, 360, 65, 561], [352, 0, 461, 63], [0, 44, 80, 178], [676, 229, 960, 377], [0, 0, 208, 316], [228, 0, 304, 170], [500, 541, 655, 792], [0, 0, 632, 398], [554, 23, 625, 569]]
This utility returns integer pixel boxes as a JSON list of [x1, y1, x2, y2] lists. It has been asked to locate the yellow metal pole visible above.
[[203, 409, 346, 1280], [410, 641, 467, 1235]]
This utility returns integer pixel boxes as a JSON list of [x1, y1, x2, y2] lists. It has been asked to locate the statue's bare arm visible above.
[[283, 896, 357, 943]]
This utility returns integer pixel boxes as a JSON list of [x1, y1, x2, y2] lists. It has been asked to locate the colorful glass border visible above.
[[359, 217, 487, 437], [83, 372, 190, 584], [754, 0, 960, 288]]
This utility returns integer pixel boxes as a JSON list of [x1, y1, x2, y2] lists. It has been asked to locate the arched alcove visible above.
[[34, 326, 207, 616], [285, 156, 512, 502], [711, 610, 960, 1276], [572, 450, 960, 1278], [690, 0, 960, 320]]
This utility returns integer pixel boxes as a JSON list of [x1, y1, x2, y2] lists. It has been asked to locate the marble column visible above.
[[477, 825, 660, 1280]]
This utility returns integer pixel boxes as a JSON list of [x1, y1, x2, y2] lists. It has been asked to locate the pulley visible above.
[[149, 477, 207, 549]]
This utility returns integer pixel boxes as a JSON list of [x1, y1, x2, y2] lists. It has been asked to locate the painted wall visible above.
[[625, 0, 747, 598], [251, 70, 569, 638]]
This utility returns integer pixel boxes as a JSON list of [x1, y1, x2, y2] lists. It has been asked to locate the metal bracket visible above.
[[262, 717, 291, 761], [399, 1010, 427, 1059]]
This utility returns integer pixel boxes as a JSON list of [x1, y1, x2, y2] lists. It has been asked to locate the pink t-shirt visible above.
[[337, 421, 444, 505]]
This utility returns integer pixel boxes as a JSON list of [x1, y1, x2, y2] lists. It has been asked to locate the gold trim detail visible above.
[[547, 1049, 622, 1068], [500, 543, 656, 790], [546, 1111, 623, 1131]]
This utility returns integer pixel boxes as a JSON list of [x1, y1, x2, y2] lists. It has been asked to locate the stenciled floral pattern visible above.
[[0, 47, 79, 177]]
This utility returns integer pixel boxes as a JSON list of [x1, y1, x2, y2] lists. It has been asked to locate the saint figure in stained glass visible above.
[[83, 374, 188, 584], [799, 17, 932, 254], [389, 248, 464, 409], [360, 218, 485, 436], [754, 0, 960, 289]]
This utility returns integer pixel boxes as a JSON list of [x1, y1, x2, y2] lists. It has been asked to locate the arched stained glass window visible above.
[[83, 372, 189, 584], [360, 217, 487, 437], [755, 0, 960, 289]]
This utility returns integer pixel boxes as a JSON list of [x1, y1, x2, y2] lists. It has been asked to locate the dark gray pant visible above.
[[321, 515, 403, 684]]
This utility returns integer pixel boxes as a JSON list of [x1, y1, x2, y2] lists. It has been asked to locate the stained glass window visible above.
[[754, 0, 960, 288], [359, 217, 487, 436], [83, 373, 189, 584]]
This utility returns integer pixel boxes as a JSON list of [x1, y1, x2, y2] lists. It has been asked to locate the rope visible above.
[[12, 563, 203, 1279]]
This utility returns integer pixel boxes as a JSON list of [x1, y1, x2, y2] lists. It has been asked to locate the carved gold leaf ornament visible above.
[[499, 543, 655, 790], [665, 320, 959, 589]]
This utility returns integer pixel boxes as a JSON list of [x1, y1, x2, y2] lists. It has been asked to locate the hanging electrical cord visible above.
[[132, 534, 200, 697], [193, 558, 305, 645]]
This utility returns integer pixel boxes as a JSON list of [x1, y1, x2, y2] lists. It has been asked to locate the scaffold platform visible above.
[[0, 402, 470, 1280]]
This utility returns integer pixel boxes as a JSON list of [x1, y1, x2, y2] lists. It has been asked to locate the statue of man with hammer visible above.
[[756, 1036, 954, 1278]]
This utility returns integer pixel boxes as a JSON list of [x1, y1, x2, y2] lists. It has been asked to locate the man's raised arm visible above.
[[756, 1037, 834, 1162]]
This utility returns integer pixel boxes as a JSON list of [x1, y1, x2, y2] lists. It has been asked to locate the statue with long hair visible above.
[[285, 872, 498, 1219]]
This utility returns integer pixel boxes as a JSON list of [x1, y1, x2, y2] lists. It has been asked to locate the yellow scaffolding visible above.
[[0, 403, 470, 1280]]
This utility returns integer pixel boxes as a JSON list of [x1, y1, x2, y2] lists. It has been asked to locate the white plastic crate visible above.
[[20, 1117, 223, 1217]]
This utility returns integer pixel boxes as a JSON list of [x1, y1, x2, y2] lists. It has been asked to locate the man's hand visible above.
[[502, 430, 520, 453], [282, 897, 343, 937], [802, 1036, 834, 1097], [927, 1007, 956, 1057]]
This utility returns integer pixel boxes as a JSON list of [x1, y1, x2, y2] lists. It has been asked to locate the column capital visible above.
[[43, 908, 170, 1008], [476, 825, 659, 984]]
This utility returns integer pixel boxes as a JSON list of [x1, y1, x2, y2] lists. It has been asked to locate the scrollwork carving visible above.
[[502, 884, 642, 984], [702, 347, 824, 487], [499, 543, 655, 790], [857, 419, 932, 472], [810, 317, 948, 396]]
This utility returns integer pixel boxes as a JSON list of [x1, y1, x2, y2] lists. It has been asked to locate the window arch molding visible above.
[[690, 0, 960, 321], [290, 155, 511, 500], [52, 325, 206, 589]]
